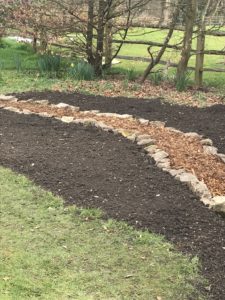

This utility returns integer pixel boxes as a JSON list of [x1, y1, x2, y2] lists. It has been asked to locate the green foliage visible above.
[[38, 54, 61, 77], [16, 43, 34, 53], [122, 78, 129, 89], [150, 71, 164, 85], [175, 71, 192, 92], [125, 67, 136, 81], [0, 167, 205, 300], [13, 55, 23, 72], [0, 39, 5, 48], [0, 59, 4, 83], [69, 60, 95, 81]]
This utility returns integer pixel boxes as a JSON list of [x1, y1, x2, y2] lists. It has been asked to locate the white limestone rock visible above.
[[137, 138, 155, 146], [166, 127, 182, 134], [89, 110, 100, 114], [4, 106, 21, 113], [150, 121, 165, 127], [138, 118, 149, 125], [116, 114, 133, 119], [73, 119, 85, 124], [203, 146, 218, 155], [218, 153, 225, 163], [187, 180, 211, 199], [97, 112, 118, 118], [38, 112, 53, 118], [23, 109, 32, 115], [175, 172, 198, 184], [168, 169, 185, 177], [82, 118, 99, 126], [0, 95, 17, 101], [201, 138, 213, 146], [211, 196, 225, 213], [71, 106, 80, 112], [144, 145, 159, 155], [152, 151, 168, 162], [56, 103, 70, 108], [156, 159, 170, 169], [184, 132, 201, 139], [136, 134, 152, 142], [61, 116, 74, 123], [35, 100, 49, 105], [126, 133, 137, 142]]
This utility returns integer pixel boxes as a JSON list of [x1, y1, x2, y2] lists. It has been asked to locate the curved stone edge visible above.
[[1, 96, 225, 213]]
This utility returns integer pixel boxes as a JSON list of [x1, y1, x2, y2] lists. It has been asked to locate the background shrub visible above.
[[38, 54, 61, 77], [69, 60, 95, 81]]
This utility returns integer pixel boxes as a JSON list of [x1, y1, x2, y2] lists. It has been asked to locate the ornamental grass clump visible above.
[[38, 54, 61, 77], [175, 71, 192, 92], [69, 60, 95, 81]]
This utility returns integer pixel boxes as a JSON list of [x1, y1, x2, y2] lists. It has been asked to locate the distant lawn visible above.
[[0, 167, 205, 299], [0, 32, 224, 94], [113, 27, 225, 90]]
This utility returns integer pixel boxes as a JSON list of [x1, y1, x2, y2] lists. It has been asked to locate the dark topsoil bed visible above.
[[1, 109, 225, 299], [15, 91, 225, 154]]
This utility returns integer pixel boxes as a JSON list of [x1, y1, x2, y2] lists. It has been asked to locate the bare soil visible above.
[[1, 105, 225, 299], [2, 99, 225, 196], [15, 91, 225, 154]]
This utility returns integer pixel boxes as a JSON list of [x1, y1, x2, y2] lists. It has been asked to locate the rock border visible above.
[[1, 94, 225, 213]]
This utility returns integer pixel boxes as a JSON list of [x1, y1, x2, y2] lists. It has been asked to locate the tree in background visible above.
[[0, 0, 80, 52], [50, 0, 150, 75], [141, 0, 183, 83], [176, 0, 197, 81]]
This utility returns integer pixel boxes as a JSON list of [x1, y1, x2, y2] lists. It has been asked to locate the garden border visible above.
[[1, 94, 225, 214]]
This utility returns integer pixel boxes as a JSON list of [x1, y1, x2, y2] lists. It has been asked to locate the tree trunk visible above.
[[160, 0, 171, 25], [140, 0, 182, 83], [104, 20, 113, 69], [32, 35, 37, 52], [94, 0, 106, 76], [176, 0, 197, 80], [86, 0, 94, 65], [39, 29, 48, 53], [195, 25, 205, 88]]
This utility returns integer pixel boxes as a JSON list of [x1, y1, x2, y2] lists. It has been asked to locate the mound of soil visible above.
[[1, 108, 225, 299]]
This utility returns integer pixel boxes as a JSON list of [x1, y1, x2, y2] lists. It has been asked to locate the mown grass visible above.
[[113, 27, 225, 90], [0, 31, 224, 94], [0, 167, 205, 299]]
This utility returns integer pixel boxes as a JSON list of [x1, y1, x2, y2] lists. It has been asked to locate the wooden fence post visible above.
[[195, 25, 206, 88]]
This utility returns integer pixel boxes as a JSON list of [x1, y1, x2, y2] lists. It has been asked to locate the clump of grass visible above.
[[13, 55, 23, 72], [0, 59, 4, 82], [69, 60, 95, 81], [150, 71, 164, 85], [0, 167, 205, 299], [122, 78, 129, 89], [125, 67, 136, 81], [175, 71, 192, 92], [16, 43, 33, 53], [38, 54, 61, 77]]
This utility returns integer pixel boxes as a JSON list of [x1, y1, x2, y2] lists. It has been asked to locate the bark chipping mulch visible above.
[[1, 99, 225, 196], [0, 108, 225, 299], [15, 91, 225, 154]]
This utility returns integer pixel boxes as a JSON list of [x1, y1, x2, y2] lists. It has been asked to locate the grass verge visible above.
[[0, 167, 205, 299]]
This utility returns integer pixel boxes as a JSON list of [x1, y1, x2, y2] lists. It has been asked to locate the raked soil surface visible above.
[[1, 108, 225, 299], [15, 91, 225, 154]]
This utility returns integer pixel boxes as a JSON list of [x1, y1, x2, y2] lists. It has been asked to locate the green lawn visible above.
[[114, 27, 225, 89], [0, 167, 205, 299], [0, 30, 224, 94]]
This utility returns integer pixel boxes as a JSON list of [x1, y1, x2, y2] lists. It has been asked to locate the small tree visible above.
[[176, 0, 197, 80], [140, 0, 183, 83], [51, 0, 149, 75]]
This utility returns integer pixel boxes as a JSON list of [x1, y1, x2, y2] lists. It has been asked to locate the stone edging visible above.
[[1, 94, 225, 214]]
